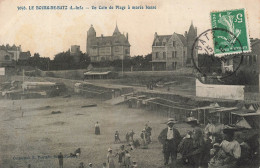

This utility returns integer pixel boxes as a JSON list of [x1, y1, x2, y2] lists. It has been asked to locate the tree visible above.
[[53, 50, 74, 70], [78, 52, 91, 69]]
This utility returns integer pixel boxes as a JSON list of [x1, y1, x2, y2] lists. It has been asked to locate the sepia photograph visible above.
[[0, 0, 260, 167]]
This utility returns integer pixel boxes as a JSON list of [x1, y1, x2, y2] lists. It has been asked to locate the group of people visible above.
[[125, 130, 135, 143], [107, 145, 137, 168], [116, 124, 152, 149], [54, 116, 258, 168], [158, 117, 259, 168]]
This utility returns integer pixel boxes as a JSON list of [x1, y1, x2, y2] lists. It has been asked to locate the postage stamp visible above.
[[191, 28, 244, 80], [210, 8, 251, 56]]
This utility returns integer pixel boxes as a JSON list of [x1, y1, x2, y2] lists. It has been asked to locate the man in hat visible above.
[[158, 118, 181, 166]]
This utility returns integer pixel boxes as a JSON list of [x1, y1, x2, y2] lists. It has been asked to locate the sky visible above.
[[0, 0, 259, 59]]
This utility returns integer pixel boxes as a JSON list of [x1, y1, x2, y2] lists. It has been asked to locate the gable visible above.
[[168, 33, 184, 47]]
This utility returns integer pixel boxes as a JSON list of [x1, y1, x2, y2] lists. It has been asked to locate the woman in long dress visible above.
[[107, 148, 116, 168], [125, 150, 131, 168], [95, 121, 100, 135]]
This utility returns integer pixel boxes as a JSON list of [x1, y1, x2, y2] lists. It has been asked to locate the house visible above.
[[86, 24, 130, 62], [0, 49, 13, 67], [151, 22, 198, 71]]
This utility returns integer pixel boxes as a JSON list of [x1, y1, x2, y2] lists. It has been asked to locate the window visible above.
[[4, 55, 10, 60], [172, 51, 177, 58], [172, 41, 176, 47], [163, 52, 166, 59], [156, 52, 159, 59], [172, 62, 177, 70], [163, 42, 166, 46], [183, 51, 185, 57], [115, 47, 119, 52]]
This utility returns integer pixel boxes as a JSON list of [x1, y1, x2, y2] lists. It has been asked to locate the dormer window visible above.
[[172, 41, 176, 47]]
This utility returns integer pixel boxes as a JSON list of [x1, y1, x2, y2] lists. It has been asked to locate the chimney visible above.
[[126, 33, 128, 41], [154, 32, 158, 39], [185, 31, 188, 38]]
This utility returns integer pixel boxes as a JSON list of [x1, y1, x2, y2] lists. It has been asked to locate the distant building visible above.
[[86, 24, 130, 62], [0, 44, 21, 61], [221, 38, 260, 74], [151, 22, 198, 71], [70, 45, 81, 63], [0, 49, 13, 66], [0, 44, 30, 61]]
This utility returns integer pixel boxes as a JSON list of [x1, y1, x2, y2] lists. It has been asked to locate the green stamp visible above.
[[211, 8, 251, 56]]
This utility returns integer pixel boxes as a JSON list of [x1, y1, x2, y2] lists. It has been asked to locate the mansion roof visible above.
[[90, 34, 130, 47], [152, 33, 187, 46], [88, 24, 130, 47]]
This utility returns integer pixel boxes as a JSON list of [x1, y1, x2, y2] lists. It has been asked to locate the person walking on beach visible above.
[[125, 150, 131, 168], [115, 131, 121, 143], [107, 148, 116, 168], [58, 152, 64, 168], [129, 130, 135, 142], [140, 129, 148, 149], [118, 145, 126, 167], [95, 121, 100, 135], [79, 162, 85, 168], [145, 123, 152, 144], [126, 132, 130, 143]]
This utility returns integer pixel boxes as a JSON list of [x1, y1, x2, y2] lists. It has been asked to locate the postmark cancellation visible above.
[[210, 8, 251, 56]]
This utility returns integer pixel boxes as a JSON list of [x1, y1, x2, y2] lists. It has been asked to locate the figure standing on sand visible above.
[[144, 123, 152, 144], [95, 121, 100, 135], [118, 145, 126, 167], [158, 118, 181, 166], [107, 148, 116, 168], [129, 130, 135, 142], [115, 131, 121, 143], [58, 152, 64, 168]]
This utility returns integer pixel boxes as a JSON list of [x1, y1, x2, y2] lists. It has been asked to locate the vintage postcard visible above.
[[0, 0, 260, 168]]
